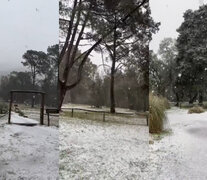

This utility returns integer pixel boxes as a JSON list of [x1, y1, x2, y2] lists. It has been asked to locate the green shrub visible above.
[[16, 109, 25, 117], [188, 106, 205, 114], [149, 94, 168, 133], [0, 102, 8, 114]]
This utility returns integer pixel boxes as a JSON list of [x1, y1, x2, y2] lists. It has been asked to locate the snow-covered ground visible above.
[[59, 116, 149, 179], [22, 109, 59, 127], [62, 103, 137, 114], [149, 108, 207, 179], [3, 107, 206, 179], [0, 113, 59, 180], [10, 112, 39, 125]]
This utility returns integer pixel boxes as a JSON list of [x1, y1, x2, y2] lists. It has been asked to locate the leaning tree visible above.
[[58, 0, 158, 110]]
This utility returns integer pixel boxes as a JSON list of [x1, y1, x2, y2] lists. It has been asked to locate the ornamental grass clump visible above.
[[149, 94, 168, 133]]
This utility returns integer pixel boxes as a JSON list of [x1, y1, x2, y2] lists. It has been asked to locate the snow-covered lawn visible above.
[[59, 116, 149, 179], [0, 113, 59, 180], [62, 103, 137, 114], [149, 108, 207, 180]]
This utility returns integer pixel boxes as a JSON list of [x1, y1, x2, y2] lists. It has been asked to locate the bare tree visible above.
[[59, 0, 148, 110]]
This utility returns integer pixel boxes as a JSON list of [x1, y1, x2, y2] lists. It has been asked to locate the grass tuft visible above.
[[188, 106, 205, 114], [149, 94, 169, 134]]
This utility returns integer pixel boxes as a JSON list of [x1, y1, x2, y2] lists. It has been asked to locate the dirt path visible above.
[[60, 117, 149, 179], [149, 108, 207, 180]]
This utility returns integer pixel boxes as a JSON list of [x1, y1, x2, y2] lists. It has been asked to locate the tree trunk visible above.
[[110, 65, 116, 113], [198, 90, 203, 105], [110, 14, 117, 114], [189, 92, 197, 104], [58, 2, 148, 110], [31, 66, 36, 108], [143, 73, 149, 112], [59, 84, 67, 111], [175, 92, 179, 107]]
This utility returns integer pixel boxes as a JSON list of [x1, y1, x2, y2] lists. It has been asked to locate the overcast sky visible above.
[[0, 0, 58, 75], [1, 0, 206, 74], [150, 0, 207, 53]]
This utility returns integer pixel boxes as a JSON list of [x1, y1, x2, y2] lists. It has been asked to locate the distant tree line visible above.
[[0, 44, 58, 107], [63, 49, 150, 111]]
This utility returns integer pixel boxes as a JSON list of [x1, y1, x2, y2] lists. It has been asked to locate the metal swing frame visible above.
[[8, 90, 45, 125]]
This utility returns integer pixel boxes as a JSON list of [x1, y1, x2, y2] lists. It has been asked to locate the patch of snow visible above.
[[11, 112, 38, 124], [0, 114, 59, 180], [149, 108, 207, 179], [59, 117, 149, 179]]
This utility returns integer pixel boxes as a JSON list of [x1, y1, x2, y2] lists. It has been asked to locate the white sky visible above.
[[150, 0, 207, 53], [0, 0, 58, 75], [1, 0, 207, 74]]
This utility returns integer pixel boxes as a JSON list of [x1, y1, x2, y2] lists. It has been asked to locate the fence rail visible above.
[[62, 107, 148, 126]]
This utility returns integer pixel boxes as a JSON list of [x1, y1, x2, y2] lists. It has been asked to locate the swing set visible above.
[[8, 90, 45, 125]]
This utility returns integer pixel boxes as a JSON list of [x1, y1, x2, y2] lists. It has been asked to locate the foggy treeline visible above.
[[63, 56, 148, 111], [0, 44, 58, 107]]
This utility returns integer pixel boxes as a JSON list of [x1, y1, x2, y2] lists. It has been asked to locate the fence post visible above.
[[8, 91, 13, 124], [71, 108, 74, 117], [47, 112, 50, 126], [40, 93, 45, 125]]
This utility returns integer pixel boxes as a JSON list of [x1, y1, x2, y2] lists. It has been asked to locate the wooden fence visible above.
[[62, 107, 149, 126]]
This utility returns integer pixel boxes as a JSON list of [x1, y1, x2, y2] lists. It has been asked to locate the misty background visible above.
[[150, 0, 207, 52], [0, 0, 58, 75]]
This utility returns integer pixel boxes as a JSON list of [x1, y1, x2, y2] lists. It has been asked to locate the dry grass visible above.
[[149, 94, 169, 133], [62, 110, 146, 125], [163, 97, 171, 109], [188, 106, 205, 114]]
